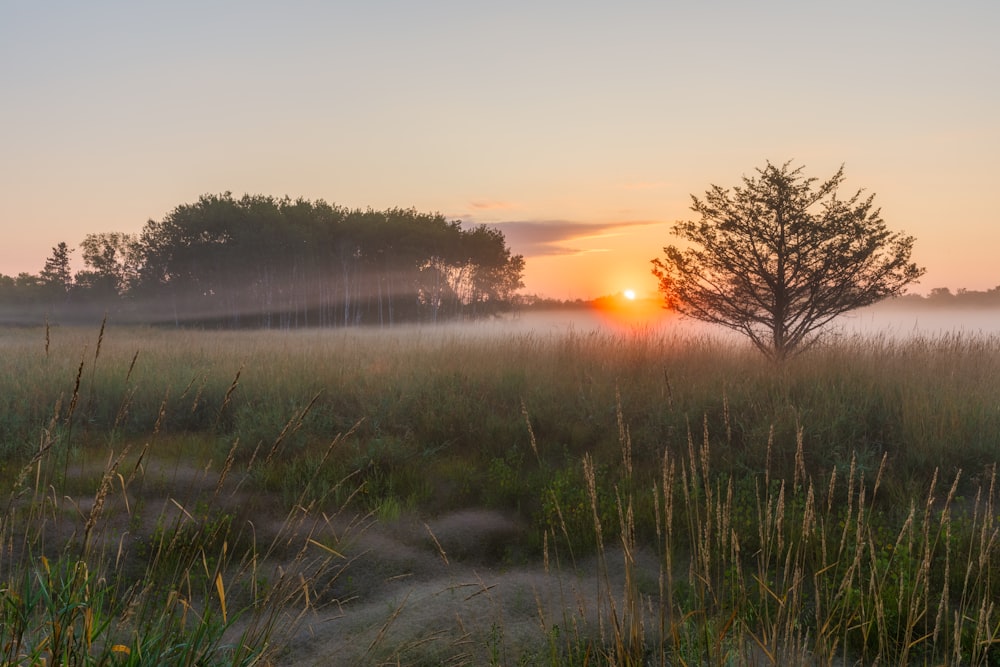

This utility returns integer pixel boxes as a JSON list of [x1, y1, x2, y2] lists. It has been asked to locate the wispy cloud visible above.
[[468, 200, 516, 210], [480, 220, 662, 257]]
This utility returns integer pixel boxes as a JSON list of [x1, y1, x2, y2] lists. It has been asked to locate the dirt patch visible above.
[[10, 458, 650, 665], [281, 539, 664, 666], [273, 508, 671, 665]]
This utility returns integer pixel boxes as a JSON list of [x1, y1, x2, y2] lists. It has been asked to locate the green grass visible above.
[[1, 321, 1000, 664], [12, 324, 1000, 514]]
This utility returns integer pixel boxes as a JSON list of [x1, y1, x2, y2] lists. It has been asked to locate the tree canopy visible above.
[[0, 194, 525, 328], [651, 161, 924, 359]]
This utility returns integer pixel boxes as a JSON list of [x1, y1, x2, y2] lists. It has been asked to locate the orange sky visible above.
[[1, 3, 997, 299]]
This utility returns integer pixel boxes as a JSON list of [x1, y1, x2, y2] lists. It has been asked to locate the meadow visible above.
[[1, 319, 999, 665]]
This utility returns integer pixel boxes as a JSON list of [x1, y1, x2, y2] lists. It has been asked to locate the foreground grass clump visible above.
[[1, 320, 1000, 664], [538, 410, 1000, 665], [1, 429, 358, 666], [0, 324, 363, 665]]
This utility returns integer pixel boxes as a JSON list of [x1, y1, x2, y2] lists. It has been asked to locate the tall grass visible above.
[[533, 399, 1000, 665], [0, 324, 362, 665], [4, 325, 1000, 494], [2, 322, 1000, 664]]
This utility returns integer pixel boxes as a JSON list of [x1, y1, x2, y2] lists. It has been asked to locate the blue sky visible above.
[[2, 1, 997, 298]]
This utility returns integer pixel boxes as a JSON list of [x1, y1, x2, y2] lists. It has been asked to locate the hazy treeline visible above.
[[0, 193, 525, 327], [890, 285, 1000, 308]]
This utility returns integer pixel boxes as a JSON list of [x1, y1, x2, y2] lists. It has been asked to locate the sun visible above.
[[592, 288, 669, 329]]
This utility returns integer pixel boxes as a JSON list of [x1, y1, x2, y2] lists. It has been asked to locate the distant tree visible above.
[[0, 272, 48, 320], [0, 274, 18, 309], [15, 272, 45, 290], [37, 242, 75, 314], [39, 242, 74, 296], [76, 232, 142, 298], [651, 161, 924, 359], [928, 287, 954, 300], [462, 225, 525, 315]]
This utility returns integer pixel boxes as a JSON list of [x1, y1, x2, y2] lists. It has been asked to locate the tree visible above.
[[40, 242, 74, 295], [76, 232, 142, 299], [651, 161, 924, 359], [38, 242, 75, 313]]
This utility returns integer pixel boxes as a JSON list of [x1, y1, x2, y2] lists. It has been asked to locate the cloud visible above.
[[468, 200, 516, 210], [480, 220, 662, 257]]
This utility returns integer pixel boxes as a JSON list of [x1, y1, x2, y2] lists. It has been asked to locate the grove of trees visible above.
[[0, 194, 525, 328]]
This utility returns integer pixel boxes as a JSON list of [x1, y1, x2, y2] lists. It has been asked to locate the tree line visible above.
[[0, 193, 525, 328], [888, 286, 1000, 308]]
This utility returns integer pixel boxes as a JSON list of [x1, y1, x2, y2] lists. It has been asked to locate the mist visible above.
[[471, 301, 1000, 343], [5, 295, 999, 347]]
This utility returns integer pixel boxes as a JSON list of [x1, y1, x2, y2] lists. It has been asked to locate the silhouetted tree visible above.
[[652, 161, 924, 359], [39, 242, 74, 296], [75, 232, 142, 302]]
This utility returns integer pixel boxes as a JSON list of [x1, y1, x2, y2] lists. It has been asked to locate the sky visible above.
[[2, 1, 997, 300]]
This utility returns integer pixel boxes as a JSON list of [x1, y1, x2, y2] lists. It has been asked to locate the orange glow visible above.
[[591, 293, 671, 330]]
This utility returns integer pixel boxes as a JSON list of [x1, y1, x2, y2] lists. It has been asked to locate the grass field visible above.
[[1, 320, 999, 665]]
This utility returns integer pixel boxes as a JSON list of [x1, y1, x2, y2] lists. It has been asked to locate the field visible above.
[[2, 320, 1000, 665]]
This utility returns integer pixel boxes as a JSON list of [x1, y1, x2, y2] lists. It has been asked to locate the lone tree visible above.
[[651, 161, 924, 359]]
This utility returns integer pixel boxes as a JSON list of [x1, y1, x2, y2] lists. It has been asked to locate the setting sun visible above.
[[590, 290, 672, 331]]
